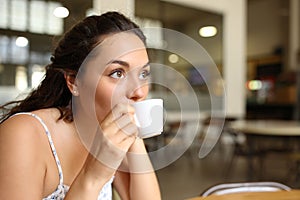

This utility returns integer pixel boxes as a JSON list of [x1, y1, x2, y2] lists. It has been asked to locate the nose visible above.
[[126, 77, 148, 102]]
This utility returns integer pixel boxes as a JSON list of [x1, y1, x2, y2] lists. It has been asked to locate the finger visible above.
[[115, 113, 134, 131], [115, 124, 138, 153], [102, 113, 135, 138], [101, 104, 135, 128], [121, 123, 138, 137], [118, 134, 137, 152], [106, 121, 138, 145]]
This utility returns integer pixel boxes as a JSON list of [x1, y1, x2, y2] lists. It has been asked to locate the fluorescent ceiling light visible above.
[[199, 26, 217, 37], [168, 54, 179, 63], [15, 36, 28, 47], [53, 6, 69, 18]]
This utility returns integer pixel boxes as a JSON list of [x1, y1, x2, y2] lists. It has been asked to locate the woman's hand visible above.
[[94, 103, 138, 172], [70, 103, 138, 194], [66, 103, 161, 200]]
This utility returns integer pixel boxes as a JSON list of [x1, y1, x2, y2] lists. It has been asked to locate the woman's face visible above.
[[92, 34, 150, 122]]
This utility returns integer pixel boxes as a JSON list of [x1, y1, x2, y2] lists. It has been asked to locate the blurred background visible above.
[[0, 0, 300, 199]]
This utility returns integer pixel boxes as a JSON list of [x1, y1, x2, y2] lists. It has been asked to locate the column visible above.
[[289, 0, 300, 70], [291, 0, 300, 120], [93, 0, 135, 18]]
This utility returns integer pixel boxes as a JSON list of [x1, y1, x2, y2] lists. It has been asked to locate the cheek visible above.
[[94, 81, 115, 122]]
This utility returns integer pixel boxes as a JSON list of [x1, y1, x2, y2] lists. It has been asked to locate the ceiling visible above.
[[135, 0, 222, 28]]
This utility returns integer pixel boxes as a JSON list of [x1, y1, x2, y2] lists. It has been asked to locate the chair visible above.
[[223, 127, 268, 180], [287, 152, 300, 187], [201, 181, 291, 197]]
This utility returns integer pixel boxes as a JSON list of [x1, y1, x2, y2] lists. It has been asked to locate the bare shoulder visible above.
[[1, 112, 46, 141], [0, 113, 47, 146], [0, 113, 48, 198]]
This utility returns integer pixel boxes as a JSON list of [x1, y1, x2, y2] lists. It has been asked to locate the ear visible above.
[[64, 73, 79, 96]]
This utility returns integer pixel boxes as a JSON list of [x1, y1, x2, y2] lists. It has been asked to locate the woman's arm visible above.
[[128, 138, 161, 200], [0, 116, 47, 199], [114, 138, 161, 200], [113, 170, 130, 200]]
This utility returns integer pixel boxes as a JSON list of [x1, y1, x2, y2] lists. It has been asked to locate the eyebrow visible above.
[[107, 60, 150, 68]]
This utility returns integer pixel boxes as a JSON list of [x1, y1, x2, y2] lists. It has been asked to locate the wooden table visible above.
[[187, 190, 300, 200]]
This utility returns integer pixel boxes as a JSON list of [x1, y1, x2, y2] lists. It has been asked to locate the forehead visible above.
[[80, 32, 147, 73], [95, 32, 146, 60]]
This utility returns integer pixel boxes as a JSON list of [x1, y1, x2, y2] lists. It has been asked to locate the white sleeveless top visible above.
[[13, 112, 113, 200]]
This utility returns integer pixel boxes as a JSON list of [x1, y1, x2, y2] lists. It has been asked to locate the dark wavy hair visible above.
[[0, 11, 146, 123]]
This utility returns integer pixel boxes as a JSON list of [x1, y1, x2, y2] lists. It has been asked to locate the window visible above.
[[29, 1, 46, 33], [1, 0, 64, 35], [15, 66, 28, 90], [11, 36, 29, 64], [0, 0, 9, 29], [47, 2, 63, 35], [11, 0, 27, 31], [0, 35, 9, 63]]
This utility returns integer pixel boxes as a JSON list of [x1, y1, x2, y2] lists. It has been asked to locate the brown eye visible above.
[[109, 69, 125, 79]]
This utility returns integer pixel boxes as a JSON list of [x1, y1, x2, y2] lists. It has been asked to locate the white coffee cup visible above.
[[133, 99, 163, 139]]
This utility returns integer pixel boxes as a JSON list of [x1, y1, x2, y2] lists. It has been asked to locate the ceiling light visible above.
[[53, 6, 69, 18], [168, 54, 179, 63], [199, 26, 217, 38], [15, 36, 28, 47]]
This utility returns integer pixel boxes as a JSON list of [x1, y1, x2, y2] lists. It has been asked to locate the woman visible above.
[[0, 12, 161, 200]]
